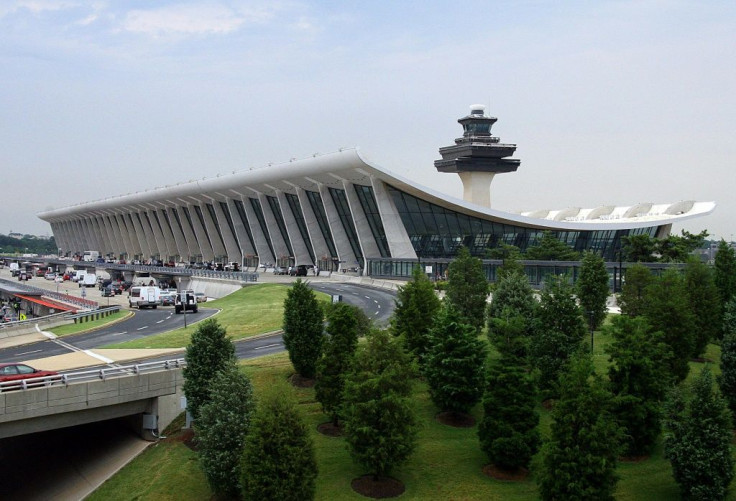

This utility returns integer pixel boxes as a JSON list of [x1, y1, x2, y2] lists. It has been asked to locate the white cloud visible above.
[[122, 4, 256, 36]]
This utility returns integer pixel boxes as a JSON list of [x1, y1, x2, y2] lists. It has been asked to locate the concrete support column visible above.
[[458, 171, 495, 208]]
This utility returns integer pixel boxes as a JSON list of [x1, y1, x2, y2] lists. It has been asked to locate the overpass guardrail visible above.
[[0, 358, 187, 392]]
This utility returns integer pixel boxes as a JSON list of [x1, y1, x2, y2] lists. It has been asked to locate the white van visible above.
[[71, 270, 87, 282], [128, 286, 161, 309], [79, 273, 97, 287]]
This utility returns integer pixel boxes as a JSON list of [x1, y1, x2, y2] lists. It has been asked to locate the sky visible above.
[[1, 0, 734, 241]]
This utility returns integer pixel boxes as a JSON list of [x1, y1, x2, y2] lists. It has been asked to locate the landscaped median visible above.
[[102, 284, 330, 349]]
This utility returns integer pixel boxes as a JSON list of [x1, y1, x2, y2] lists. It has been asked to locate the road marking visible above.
[[254, 343, 282, 350], [373, 299, 378, 303], [136, 326, 148, 331], [16, 349, 42, 356], [111, 332, 127, 336], [374, 311, 379, 315], [364, 295, 371, 299], [156, 320, 164, 324]]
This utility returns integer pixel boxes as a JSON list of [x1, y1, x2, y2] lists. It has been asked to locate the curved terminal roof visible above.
[[38, 147, 715, 231]]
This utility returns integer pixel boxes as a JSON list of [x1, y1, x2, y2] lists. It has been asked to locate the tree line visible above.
[[180, 238, 736, 500]]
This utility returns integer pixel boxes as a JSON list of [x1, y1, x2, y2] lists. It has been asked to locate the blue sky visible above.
[[2, 0, 734, 240]]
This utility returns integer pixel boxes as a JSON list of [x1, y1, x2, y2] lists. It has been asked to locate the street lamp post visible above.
[[178, 277, 187, 328]]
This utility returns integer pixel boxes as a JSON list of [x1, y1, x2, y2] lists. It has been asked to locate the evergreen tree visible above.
[[685, 258, 721, 358], [182, 318, 236, 420], [197, 363, 254, 498], [656, 230, 708, 263], [618, 263, 653, 317], [282, 279, 324, 379], [315, 302, 363, 426], [606, 315, 672, 456], [621, 234, 657, 262], [715, 240, 736, 336], [241, 383, 318, 501], [529, 274, 586, 394], [524, 231, 580, 261], [642, 269, 697, 382], [342, 329, 417, 480], [445, 246, 489, 333], [664, 368, 734, 500], [478, 355, 539, 470], [424, 304, 487, 416], [390, 265, 441, 363], [576, 250, 610, 331], [486, 270, 537, 358], [536, 354, 623, 501], [718, 298, 736, 416]]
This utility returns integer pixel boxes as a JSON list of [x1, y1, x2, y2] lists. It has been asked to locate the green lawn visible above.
[[88, 328, 736, 500], [102, 284, 329, 349], [49, 311, 131, 337]]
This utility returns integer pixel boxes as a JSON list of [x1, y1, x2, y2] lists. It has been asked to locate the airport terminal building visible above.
[[37, 106, 714, 278]]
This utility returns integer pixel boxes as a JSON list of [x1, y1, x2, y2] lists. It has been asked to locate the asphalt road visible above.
[[0, 281, 398, 500], [0, 282, 395, 364]]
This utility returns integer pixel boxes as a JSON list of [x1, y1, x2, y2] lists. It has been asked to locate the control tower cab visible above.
[[434, 104, 520, 208]]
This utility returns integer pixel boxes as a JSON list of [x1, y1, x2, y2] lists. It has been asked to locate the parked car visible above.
[[0, 363, 59, 391], [44, 272, 56, 280], [273, 266, 288, 275], [101, 286, 115, 297], [160, 291, 176, 306], [289, 265, 309, 277], [195, 292, 207, 303]]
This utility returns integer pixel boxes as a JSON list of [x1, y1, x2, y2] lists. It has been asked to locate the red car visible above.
[[0, 363, 59, 391]]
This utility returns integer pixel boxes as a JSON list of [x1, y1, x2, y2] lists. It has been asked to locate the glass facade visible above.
[[232, 200, 257, 255], [328, 187, 363, 261], [306, 190, 337, 258], [250, 198, 275, 262], [285, 193, 315, 263], [386, 186, 659, 261], [204, 203, 226, 252], [354, 185, 391, 258], [219, 202, 241, 255], [192, 205, 214, 249], [266, 196, 294, 258]]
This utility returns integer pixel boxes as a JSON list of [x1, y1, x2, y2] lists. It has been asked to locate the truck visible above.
[[78, 273, 97, 288], [128, 286, 161, 309], [71, 270, 87, 282], [174, 291, 198, 314], [82, 251, 100, 262]]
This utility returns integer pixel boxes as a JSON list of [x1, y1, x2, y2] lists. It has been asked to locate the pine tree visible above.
[[664, 368, 734, 500], [529, 274, 586, 394], [685, 258, 721, 358], [536, 354, 623, 501], [478, 356, 539, 470], [241, 383, 318, 501], [718, 298, 736, 415], [606, 315, 672, 456], [197, 363, 254, 498], [715, 240, 736, 337], [182, 318, 236, 420], [424, 304, 487, 416], [342, 329, 417, 480], [524, 231, 580, 261], [486, 270, 537, 358], [576, 250, 610, 331], [642, 269, 696, 382], [618, 263, 653, 317], [282, 278, 324, 379], [315, 303, 363, 426], [390, 265, 441, 363], [445, 246, 489, 333]]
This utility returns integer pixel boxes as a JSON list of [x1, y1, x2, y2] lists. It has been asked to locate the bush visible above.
[[282, 279, 324, 378]]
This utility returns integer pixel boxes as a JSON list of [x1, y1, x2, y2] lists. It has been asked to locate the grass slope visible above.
[[103, 284, 328, 349], [89, 328, 736, 500]]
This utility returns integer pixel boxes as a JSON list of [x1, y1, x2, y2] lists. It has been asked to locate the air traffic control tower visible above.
[[435, 104, 520, 208]]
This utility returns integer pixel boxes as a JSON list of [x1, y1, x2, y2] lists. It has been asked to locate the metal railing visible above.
[[0, 358, 187, 392]]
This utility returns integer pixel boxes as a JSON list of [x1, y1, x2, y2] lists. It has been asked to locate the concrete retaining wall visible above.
[[0, 369, 184, 440]]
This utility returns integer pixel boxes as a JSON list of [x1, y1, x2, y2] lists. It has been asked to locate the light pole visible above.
[[178, 277, 187, 328]]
